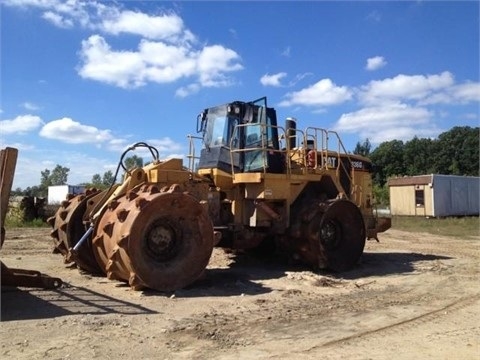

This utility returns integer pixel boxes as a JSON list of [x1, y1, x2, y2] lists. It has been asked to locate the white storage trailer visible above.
[[48, 185, 85, 205], [388, 175, 479, 217]]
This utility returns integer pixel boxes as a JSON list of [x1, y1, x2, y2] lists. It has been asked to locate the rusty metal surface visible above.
[[48, 189, 103, 274], [288, 198, 366, 271], [91, 184, 214, 291], [1, 261, 62, 289], [367, 216, 392, 241]]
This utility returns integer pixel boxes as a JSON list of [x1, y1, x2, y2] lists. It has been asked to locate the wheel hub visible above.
[[320, 220, 339, 250], [145, 222, 179, 261]]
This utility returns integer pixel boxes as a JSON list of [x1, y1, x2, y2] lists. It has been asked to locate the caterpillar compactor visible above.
[[49, 97, 390, 291]]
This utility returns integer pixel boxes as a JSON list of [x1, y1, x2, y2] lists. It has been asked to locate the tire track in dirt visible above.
[[319, 294, 480, 348], [161, 263, 480, 359]]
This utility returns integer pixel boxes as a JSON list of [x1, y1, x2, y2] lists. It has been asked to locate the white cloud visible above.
[[21, 102, 41, 111], [0, 115, 44, 134], [175, 84, 200, 98], [360, 71, 455, 105], [39, 117, 113, 144], [78, 35, 146, 88], [106, 138, 130, 153], [329, 71, 478, 145], [334, 102, 440, 144], [4, 0, 99, 28], [3, 0, 58, 8], [418, 81, 480, 105], [148, 137, 183, 153], [0, 142, 35, 151], [78, 36, 242, 90], [196, 45, 243, 87], [449, 82, 480, 103], [101, 10, 194, 42], [7, 1, 243, 95], [42, 10, 74, 28], [112, 138, 186, 167], [260, 72, 287, 87], [279, 79, 352, 107], [288, 72, 313, 87], [365, 56, 387, 71], [6, 1, 195, 43]]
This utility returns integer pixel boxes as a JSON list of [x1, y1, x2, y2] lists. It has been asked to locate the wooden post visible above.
[[0, 147, 18, 247]]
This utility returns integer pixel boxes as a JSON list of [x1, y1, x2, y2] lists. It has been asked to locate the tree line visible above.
[[11, 126, 478, 202], [354, 126, 479, 186], [12, 155, 144, 198]]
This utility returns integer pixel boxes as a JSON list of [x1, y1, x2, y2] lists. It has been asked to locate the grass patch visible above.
[[4, 217, 49, 228], [392, 216, 480, 238]]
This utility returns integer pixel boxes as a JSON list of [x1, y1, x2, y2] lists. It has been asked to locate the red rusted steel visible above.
[[1, 261, 62, 289], [287, 198, 366, 271], [48, 189, 103, 274], [91, 184, 214, 291]]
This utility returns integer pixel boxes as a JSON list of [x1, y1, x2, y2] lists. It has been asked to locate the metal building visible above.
[[388, 175, 479, 217]]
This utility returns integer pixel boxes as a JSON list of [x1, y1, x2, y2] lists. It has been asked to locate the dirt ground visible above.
[[1, 227, 479, 360]]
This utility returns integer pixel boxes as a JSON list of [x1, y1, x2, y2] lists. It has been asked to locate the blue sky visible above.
[[1, 1, 479, 190]]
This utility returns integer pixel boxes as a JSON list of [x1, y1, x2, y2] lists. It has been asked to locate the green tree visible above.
[[89, 170, 116, 189], [37, 165, 70, 197], [49, 165, 69, 185], [23, 185, 42, 197], [403, 136, 435, 176], [433, 126, 479, 176], [102, 170, 115, 186], [369, 140, 405, 186], [353, 138, 371, 157], [124, 155, 144, 171], [40, 169, 52, 188], [11, 187, 24, 196], [91, 174, 103, 187], [372, 184, 389, 206]]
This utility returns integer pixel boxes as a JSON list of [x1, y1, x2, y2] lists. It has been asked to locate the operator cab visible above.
[[197, 97, 283, 174]]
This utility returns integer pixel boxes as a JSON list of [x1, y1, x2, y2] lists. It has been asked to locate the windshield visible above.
[[203, 105, 239, 148]]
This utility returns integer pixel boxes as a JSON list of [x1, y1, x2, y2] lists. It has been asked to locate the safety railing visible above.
[[187, 134, 203, 172], [190, 122, 358, 198], [229, 123, 290, 176], [326, 129, 355, 184]]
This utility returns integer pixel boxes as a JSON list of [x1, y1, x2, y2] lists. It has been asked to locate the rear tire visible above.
[[312, 199, 366, 271], [288, 197, 365, 272]]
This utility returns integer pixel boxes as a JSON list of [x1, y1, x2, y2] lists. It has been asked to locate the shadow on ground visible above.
[[1, 283, 156, 322], [330, 252, 453, 280], [1, 251, 453, 308], [168, 250, 453, 297]]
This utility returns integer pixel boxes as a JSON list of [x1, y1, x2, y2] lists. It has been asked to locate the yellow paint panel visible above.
[[233, 172, 263, 183]]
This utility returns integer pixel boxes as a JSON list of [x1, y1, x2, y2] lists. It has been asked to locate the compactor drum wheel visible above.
[[290, 198, 366, 271], [48, 189, 103, 274], [312, 199, 366, 271], [92, 185, 214, 291]]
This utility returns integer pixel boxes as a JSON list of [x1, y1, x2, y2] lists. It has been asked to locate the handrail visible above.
[[195, 121, 356, 199], [187, 134, 203, 172], [304, 127, 329, 169], [229, 123, 289, 177], [327, 130, 355, 196]]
